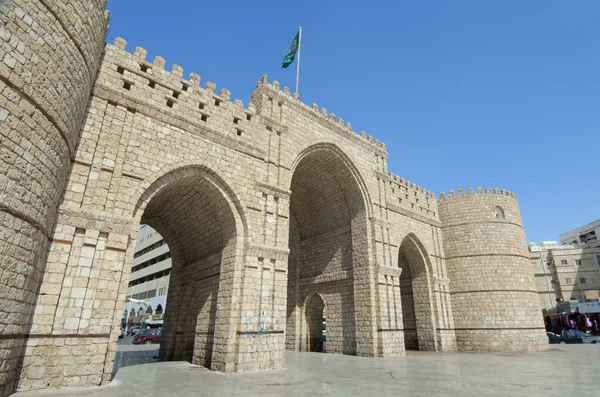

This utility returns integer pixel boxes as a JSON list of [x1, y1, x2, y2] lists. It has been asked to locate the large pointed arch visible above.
[[286, 143, 375, 356]]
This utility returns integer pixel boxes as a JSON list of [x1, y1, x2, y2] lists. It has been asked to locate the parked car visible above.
[[132, 328, 162, 345], [548, 330, 600, 344]]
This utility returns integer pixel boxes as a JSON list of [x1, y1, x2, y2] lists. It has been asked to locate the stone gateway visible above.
[[0, 1, 547, 395]]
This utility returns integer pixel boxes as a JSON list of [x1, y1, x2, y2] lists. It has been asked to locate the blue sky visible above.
[[105, 1, 599, 244]]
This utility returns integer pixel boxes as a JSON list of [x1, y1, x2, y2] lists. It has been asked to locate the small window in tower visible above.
[[117, 66, 124, 74], [561, 259, 568, 265], [140, 64, 149, 73], [201, 114, 208, 122], [172, 91, 180, 99], [149, 81, 156, 88], [182, 84, 189, 92], [246, 114, 252, 121], [199, 103, 205, 110], [236, 128, 243, 137], [167, 99, 174, 108], [575, 260, 582, 266], [123, 81, 131, 90], [233, 117, 240, 124], [580, 277, 587, 284], [493, 206, 505, 219], [214, 98, 221, 107]]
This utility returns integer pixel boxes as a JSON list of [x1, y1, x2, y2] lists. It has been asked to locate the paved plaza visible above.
[[17, 345, 598, 397]]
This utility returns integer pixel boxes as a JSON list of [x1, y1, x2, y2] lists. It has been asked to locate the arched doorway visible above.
[[305, 294, 326, 352], [398, 234, 437, 351], [286, 145, 370, 356], [133, 167, 244, 370]]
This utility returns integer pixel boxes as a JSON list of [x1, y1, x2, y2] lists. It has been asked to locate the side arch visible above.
[[126, 163, 248, 371], [397, 233, 438, 351]]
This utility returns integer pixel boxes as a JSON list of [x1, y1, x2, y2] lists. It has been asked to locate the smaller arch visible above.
[[397, 233, 437, 351], [304, 293, 327, 353]]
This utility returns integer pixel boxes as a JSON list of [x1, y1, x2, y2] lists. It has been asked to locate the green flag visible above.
[[281, 31, 300, 68]]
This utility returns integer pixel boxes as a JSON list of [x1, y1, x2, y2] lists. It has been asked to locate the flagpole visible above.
[[296, 25, 302, 96]]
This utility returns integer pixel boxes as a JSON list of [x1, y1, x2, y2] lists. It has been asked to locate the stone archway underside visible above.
[[286, 149, 367, 355], [140, 174, 238, 369]]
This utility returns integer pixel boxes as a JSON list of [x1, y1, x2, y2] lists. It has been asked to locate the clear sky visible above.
[[105, 0, 599, 244]]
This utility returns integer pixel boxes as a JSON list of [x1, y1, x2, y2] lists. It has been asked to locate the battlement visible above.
[[381, 172, 439, 221], [109, 37, 253, 111], [438, 187, 517, 200], [98, 38, 387, 156], [251, 73, 387, 154]]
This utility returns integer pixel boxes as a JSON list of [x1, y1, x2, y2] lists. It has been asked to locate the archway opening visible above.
[[306, 294, 326, 352], [398, 235, 437, 351], [286, 147, 367, 355], [134, 171, 239, 369]]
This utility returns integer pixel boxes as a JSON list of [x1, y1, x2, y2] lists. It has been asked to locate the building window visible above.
[[575, 260, 582, 266], [580, 278, 586, 284], [561, 259, 568, 265], [566, 278, 572, 284]]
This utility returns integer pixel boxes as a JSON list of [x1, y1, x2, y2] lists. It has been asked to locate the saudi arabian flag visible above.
[[281, 31, 300, 68]]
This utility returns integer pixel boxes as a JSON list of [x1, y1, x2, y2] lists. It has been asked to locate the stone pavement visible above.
[[17, 346, 598, 397]]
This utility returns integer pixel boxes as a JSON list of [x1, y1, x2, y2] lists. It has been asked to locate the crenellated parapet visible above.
[[438, 187, 517, 200], [251, 74, 387, 155], [379, 172, 439, 222], [95, 38, 388, 160], [95, 38, 261, 156]]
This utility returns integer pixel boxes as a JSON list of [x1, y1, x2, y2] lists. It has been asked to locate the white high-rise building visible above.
[[123, 225, 171, 327]]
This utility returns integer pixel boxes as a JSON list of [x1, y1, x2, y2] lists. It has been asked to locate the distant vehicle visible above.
[[132, 328, 162, 345], [127, 326, 141, 336], [548, 330, 600, 344]]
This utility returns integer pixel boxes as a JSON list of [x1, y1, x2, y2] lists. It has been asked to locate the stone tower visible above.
[[438, 188, 547, 351], [0, 1, 108, 395]]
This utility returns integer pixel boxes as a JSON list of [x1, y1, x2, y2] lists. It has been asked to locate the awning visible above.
[[579, 302, 600, 314], [146, 319, 163, 325]]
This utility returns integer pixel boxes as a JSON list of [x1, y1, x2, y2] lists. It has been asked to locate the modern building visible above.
[[529, 241, 600, 309], [560, 219, 600, 248], [123, 225, 171, 327]]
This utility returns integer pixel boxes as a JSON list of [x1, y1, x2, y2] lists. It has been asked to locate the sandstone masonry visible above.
[[0, 2, 547, 395]]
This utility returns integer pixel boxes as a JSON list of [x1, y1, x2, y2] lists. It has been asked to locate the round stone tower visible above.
[[438, 188, 547, 352], [0, 1, 108, 395]]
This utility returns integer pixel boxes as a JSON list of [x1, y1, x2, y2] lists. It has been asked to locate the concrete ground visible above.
[[17, 345, 599, 397], [112, 335, 160, 377]]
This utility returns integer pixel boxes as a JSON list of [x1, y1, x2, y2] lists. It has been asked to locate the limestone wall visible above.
[[0, 1, 108, 395], [438, 188, 547, 351]]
